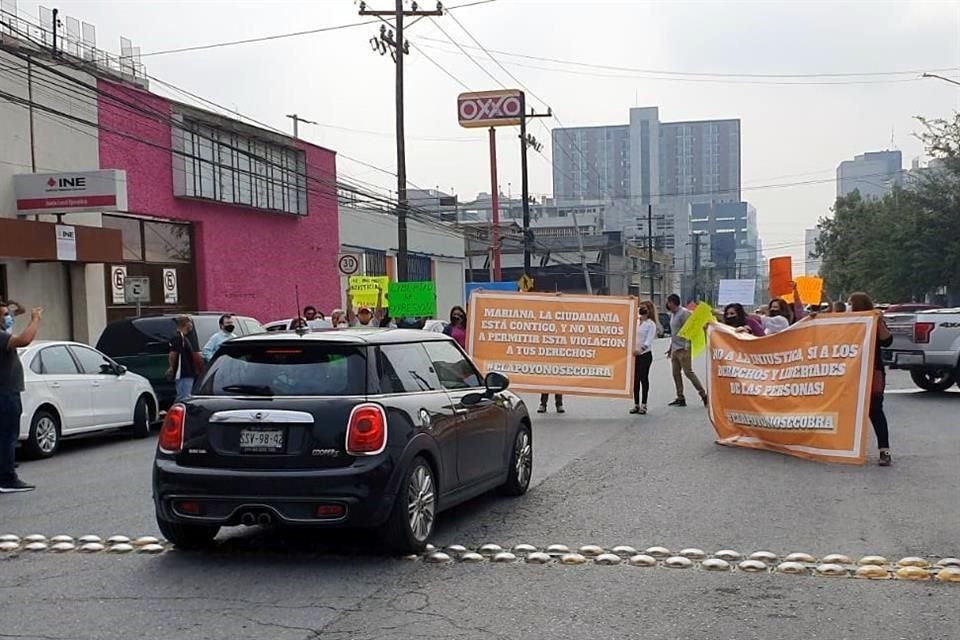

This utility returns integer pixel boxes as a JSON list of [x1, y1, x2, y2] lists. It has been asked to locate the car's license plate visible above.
[[239, 428, 285, 452]]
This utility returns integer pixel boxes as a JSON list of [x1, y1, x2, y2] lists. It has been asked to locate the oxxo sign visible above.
[[457, 90, 524, 128]]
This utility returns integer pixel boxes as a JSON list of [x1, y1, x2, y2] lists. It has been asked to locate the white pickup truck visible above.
[[882, 308, 960, 391]]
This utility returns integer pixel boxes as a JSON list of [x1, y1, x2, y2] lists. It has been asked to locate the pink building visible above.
[[96, 78, 340, 324]]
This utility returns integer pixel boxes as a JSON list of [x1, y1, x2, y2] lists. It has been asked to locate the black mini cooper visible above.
[[152, 329, 532, 553]]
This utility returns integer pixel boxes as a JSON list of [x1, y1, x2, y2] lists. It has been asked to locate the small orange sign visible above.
[[768, 256, 793, 299], [467, 292, 637, 398], [706, 312, 879, 464]]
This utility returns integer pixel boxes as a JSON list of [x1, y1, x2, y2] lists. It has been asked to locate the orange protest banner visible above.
[[768, 256, 793, 299], [706, 312, 879, 465], [467, 292, 637, 398]]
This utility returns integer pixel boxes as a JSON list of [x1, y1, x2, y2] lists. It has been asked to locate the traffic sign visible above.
[[162, 268, 179, 304], [337, 253, 361, 276], [123, 276, 150, 304]]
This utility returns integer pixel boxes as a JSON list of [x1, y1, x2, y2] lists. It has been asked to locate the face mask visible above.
[[223, 324, 235, 333], [2, 314, 13, 331]]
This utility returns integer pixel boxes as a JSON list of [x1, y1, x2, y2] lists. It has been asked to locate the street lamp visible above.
[[922, 73, 960, 87]]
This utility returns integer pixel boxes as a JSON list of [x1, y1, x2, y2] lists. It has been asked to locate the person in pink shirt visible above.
[[443, 306, 467, 349]]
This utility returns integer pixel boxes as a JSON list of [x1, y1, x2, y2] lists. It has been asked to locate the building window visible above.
[[144, 221, 192, 263], [364, 250, 387, 276], [174, 118, 308, 215], [102, 215, 192, 264], [102, 215, 143, 261], [407, 255, 432, 282]]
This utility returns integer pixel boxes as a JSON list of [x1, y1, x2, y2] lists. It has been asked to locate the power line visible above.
[[124, 0, 497, 58], [417, 36, 960, 80]]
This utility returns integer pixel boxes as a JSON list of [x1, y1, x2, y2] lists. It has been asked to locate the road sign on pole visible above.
[[123, 276, 150, 317], [337, 253, 362, 276]]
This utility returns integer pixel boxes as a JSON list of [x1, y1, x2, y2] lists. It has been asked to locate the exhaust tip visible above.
[[240, 512, 256, 526], [257, 513, 273, 526]]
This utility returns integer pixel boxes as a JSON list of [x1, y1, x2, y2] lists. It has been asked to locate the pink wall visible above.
[[97, 78, 340, 322]]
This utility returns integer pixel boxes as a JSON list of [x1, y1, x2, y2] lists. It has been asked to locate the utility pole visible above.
[[286, 114, 317, 139], [691, 233, 701, 302], [571, 211, 593, 294], [360, 1, 444, 282], [647, 204, 655, 303], [519, 98, 552, 282]]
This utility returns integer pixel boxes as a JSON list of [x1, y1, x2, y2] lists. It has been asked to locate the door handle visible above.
[[91, 381, 101, 387], [49, 382, 61, 389], [453, 407, 469, 415]]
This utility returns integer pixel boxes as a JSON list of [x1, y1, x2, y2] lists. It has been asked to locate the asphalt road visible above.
[[2, 340, 958, 640]]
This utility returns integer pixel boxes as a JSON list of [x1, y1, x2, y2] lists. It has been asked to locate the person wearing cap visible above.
[[346, 285, 384, 327]]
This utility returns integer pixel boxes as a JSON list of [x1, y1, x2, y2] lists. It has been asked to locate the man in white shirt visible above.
[[665, 294, 708, 408], [202, 314, 237, 363]]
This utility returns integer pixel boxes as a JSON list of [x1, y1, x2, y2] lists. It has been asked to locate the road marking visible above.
[[2, 534, 959, 583], [885, 388, 959, 395]]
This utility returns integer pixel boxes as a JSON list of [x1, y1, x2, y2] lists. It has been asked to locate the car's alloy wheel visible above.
[[407, 463, 436, 543], [24, 410, 60, 459], [498, 425, 533, 497], [514, 430, 532, 489], [381, 456, 436, 554]]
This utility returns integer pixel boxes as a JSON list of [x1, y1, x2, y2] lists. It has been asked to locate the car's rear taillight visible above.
[[158, 405, 185, 454], [914, 322, 935, 344], [346, 403, 387, 455]]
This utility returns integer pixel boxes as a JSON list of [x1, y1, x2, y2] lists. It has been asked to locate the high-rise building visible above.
[[804, 228, 822, 276], [552, 106, 741, 206], [552, 106, 744, 299], [836, 150, 902, 200]]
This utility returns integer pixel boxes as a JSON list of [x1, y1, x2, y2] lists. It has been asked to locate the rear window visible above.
[[97, 316, 206, 356], [196, 343, 367, 396]]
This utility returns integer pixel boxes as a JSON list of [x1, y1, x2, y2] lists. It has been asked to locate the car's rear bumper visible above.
[[153, 455, 401, 528], [882, 349, 957, 370]]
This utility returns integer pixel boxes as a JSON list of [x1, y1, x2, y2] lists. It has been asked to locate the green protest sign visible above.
[[389, 281, 437, 318]]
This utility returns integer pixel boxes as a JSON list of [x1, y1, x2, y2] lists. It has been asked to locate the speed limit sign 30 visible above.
[[337, 253, 361, 276]]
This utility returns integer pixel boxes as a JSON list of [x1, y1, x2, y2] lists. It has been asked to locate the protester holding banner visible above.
[[665, 294, 709, 407], [630, 302, 657, 415], [849, 292, 894, 466], [346, 285, 383, 327], [721, 303, 765, 337]]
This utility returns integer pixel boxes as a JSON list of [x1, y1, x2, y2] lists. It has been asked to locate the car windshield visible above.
[[196, 342, 367, 396]]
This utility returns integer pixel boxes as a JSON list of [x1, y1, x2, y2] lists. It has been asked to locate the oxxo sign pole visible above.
[[488, 127, 501, 281], [458, 90, 525, 284]]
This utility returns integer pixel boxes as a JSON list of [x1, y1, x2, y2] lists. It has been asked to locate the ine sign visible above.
[[457, 90, 524, 128], [14, 170, 128, 213]]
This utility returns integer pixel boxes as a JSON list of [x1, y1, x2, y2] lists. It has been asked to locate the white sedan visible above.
[[17, 341, 158, 459]]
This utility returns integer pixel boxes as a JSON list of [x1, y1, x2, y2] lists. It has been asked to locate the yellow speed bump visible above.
[[855, 565, 891, 580]]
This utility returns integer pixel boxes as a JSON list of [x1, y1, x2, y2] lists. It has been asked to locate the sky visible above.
[[9, 0, 960, 272]]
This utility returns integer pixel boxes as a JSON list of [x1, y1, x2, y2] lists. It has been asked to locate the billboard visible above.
[[457, 90, 524, 128], [14, 169, 128, 213]]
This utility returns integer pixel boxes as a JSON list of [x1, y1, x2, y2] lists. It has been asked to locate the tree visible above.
[[815, 112, 960, 303]]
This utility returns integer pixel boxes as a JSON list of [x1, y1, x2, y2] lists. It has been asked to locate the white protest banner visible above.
[[718, 279, 756, 306]]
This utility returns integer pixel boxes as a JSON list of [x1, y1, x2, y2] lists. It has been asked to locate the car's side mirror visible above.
[[461, 392, 485, 407], [114, 364, 127, 376], [484, 371, 510, 396]]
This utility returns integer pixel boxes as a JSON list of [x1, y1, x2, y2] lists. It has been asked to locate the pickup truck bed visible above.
[[882, 308, 960, 391]]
